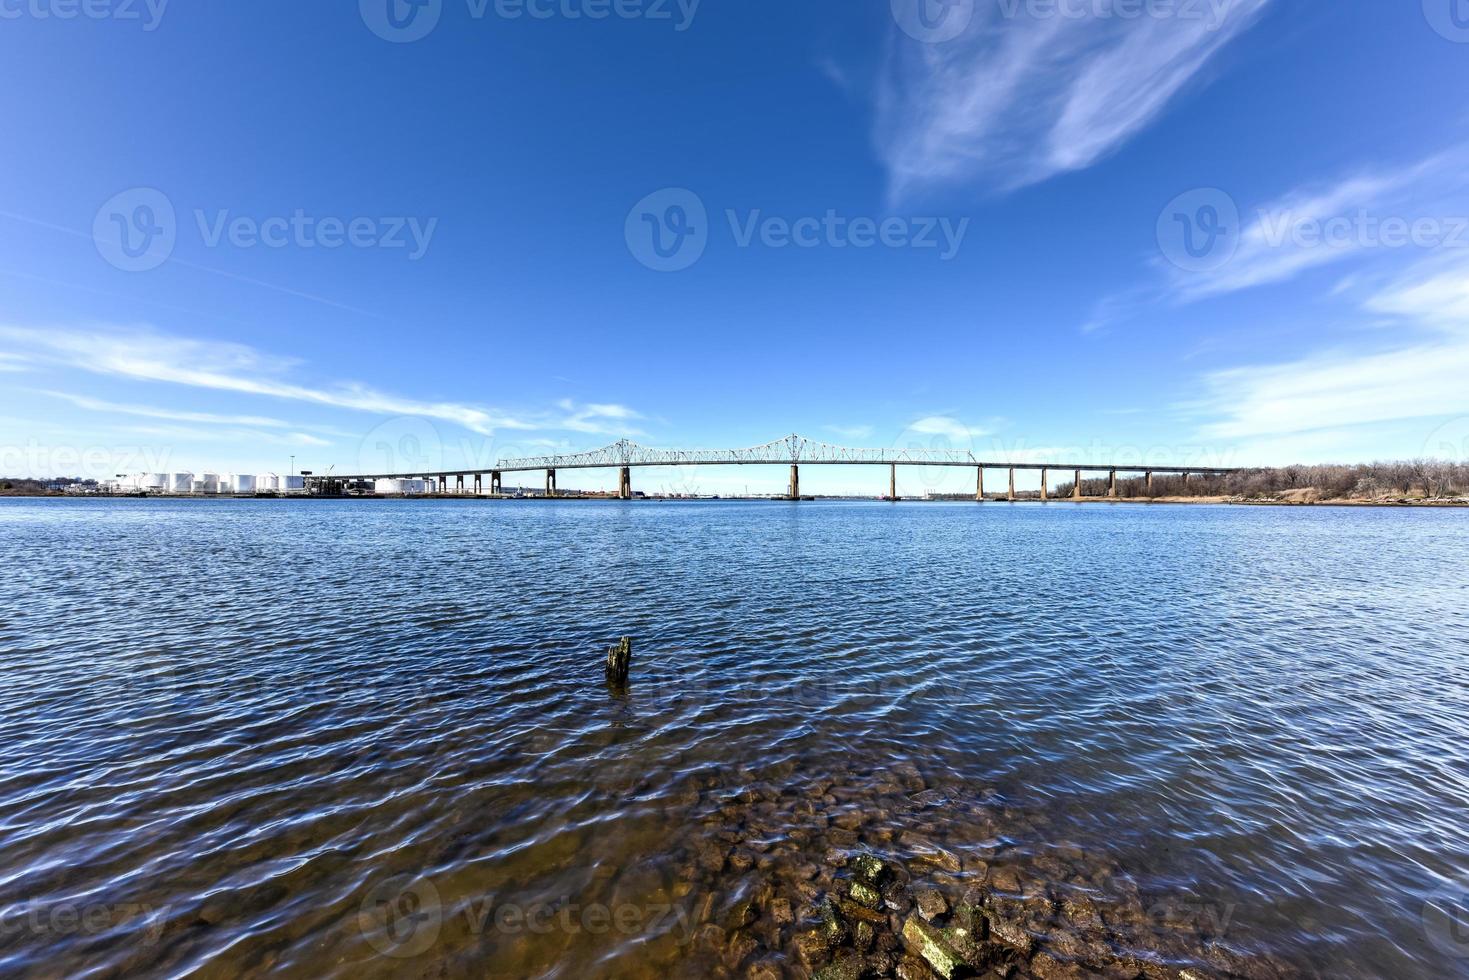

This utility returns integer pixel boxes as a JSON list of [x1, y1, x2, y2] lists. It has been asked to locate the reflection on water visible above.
[[1, 498, 1467, 978]]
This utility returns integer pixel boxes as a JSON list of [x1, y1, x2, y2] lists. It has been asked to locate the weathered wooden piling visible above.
[[605, 636, 632, 684]]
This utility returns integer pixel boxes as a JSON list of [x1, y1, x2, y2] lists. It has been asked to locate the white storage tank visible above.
[[375, 478, 427, 495], [257, 473, 280, 492], [199, 472, 221, 493], [231, 474, 257, 494], [169, 472, 194, 493], [141, 473, 167, 491], [281, 475, 305, 493]]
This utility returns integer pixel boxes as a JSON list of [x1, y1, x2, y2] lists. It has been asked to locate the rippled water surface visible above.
[[3, 498, 1468, 979]]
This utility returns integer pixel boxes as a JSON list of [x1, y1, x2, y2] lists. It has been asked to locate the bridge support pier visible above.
[[456, 474, 465, 495], [976, 467, 984, 502], [1109, 469, 1117, 498], [619, 466, 631, 500], [889, 463, 897, 501], [1008, 468, 1015, 501], [788, 464, 799, 500], [491, 471, 502, 495], [473, 473, 481, 495], [438, 475, 447, 494], [1146, 471, 1154, 495], [546, 468, 556, 497], [1073, 468, 1082, 501], [1040, 469, 1048, 501]]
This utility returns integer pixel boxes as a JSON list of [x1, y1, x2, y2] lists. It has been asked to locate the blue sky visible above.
[[2, 0, 1468, 494]]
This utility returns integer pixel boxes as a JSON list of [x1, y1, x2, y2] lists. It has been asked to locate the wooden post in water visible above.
[[606, 636, 632, 684]]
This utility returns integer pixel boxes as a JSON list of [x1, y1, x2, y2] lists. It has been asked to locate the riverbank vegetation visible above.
[[1053, 461, 1469, 504]]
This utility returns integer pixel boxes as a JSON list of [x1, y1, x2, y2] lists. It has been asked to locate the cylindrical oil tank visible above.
[[169, 472, 194, 493], [232, 474, 257, 494], [199, 472, 221, 493], [256, 473, 280, 492], [281, 475, 305, 493], [141, 473, 167, 490]]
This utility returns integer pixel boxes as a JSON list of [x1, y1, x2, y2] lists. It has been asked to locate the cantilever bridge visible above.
[[315, 434, 1242, 500]]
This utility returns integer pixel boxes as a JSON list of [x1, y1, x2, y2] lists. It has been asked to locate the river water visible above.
[[2, 498, 1467, 979]]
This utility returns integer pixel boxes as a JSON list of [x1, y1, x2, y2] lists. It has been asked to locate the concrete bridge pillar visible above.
[[1040, 469, 1048, 501], [1008, 468, 1016, 501], [491, 471, 502, 495], [546, 469, 557, 497], [976, 467, 984, 502], [1109, 469, 1117, 498], [1145, 471, 1154, 495], [1073, 469, 1082, 501], [438, 475, 447, 494], [889, 463, 897, 501], [456, 474, 465, 494], [619, 467, 631, 500], [788, 464, 799, 500]]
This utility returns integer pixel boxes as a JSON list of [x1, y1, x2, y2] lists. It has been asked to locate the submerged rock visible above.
[[901, 914, 965, 979]]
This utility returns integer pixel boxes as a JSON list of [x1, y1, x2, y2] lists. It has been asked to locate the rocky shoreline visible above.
[[656, 765, 1304, 980]]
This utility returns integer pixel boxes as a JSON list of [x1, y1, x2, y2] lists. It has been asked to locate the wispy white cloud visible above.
[[554, 399, 645, 436], [877, 0, 1271, 199], [1166, 152, 1469, 301], [0, 352, 30, 373], [39, 390, 300, 429], [118, 424, 332, 448], [1086, 147, 1469, 333], [0, 324, 645, 439], [1189, 256, 1469, 441], [906, 415, 992, 441]]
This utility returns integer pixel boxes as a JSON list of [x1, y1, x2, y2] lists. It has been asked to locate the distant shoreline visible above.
[[5, 492, 1468, 508]]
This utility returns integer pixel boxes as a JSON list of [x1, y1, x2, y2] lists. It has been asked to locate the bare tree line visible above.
[[1053, 461, 1469, 501]]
